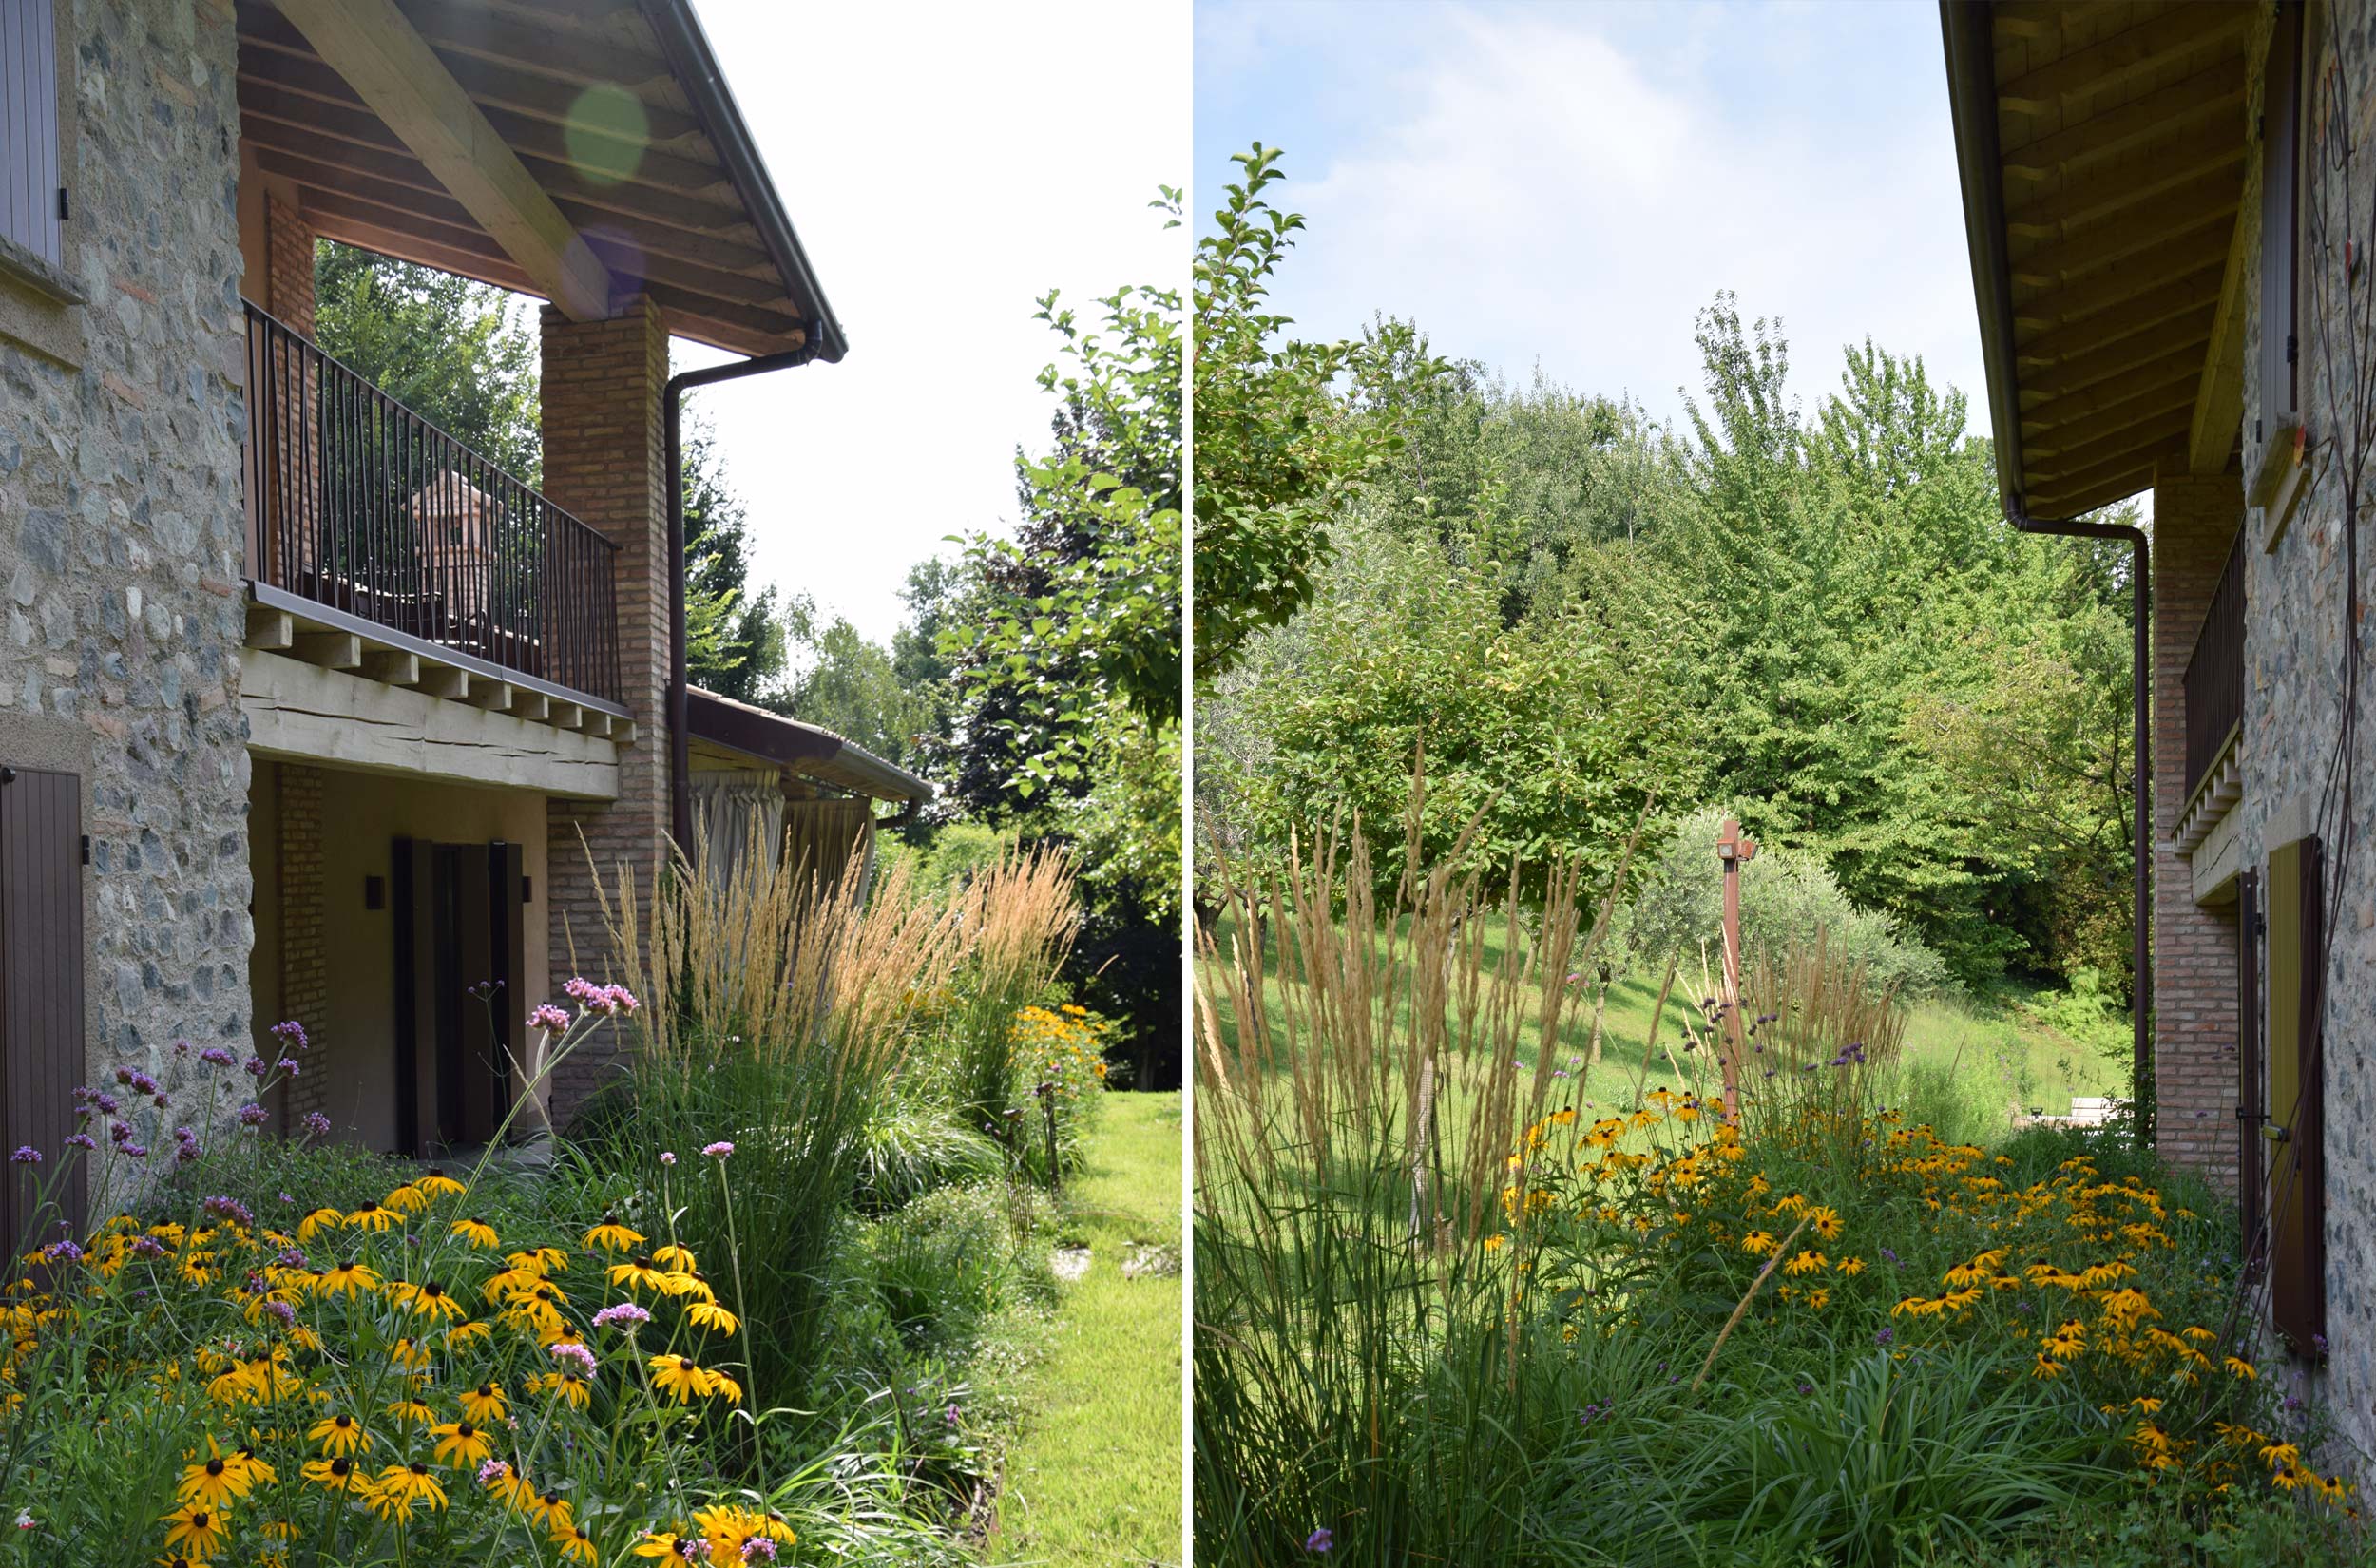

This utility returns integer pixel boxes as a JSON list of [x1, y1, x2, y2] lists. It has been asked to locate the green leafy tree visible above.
[[1192, 145, 1445, 683], [936, 190, 1187, 1084], [314, 242, 541, 481], [679, 421, 787, 704]]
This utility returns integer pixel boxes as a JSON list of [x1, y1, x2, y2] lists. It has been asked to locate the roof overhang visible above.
[[239, 0, 846, 361], [1942, 1, 2252, 519], [685, 686, 930, 805]]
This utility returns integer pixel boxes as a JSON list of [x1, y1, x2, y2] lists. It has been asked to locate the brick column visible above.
[[539, 296, 669, 1125], [265, 195, 316, 335], [2152, 469, 2245, 1179], [277, 763, 331, 1134]]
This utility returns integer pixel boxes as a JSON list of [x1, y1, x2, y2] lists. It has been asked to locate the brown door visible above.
[[2267, 835, 2326, 1353], [393, 839, 525, 1157], [0, 763, 86, 1254], [2236, 869, 2262, 1280]]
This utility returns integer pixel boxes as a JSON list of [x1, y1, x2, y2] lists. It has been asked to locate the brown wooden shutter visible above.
[[2237, 868, 2263, 1279], [0, 763, 86, 1255], [1, 0, 63, 268], [2269, 835, 2326, 1352], [2263, 0, 2304, 425]]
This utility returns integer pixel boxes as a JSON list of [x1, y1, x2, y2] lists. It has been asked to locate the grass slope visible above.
[[1205, 911, 2117, 1138], [993, 1091, 1183, 1567]]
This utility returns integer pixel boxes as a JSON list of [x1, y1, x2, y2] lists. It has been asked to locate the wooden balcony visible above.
[[240, 301, 629, 730]]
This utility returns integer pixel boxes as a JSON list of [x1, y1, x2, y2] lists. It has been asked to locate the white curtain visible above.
[[691, 771, 785, 880]]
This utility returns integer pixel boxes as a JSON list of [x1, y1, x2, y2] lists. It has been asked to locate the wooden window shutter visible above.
[[2262, 0, 2305, 429], [2237, 869, 2263, 1278], [2267, 835, 2326, 1352], [0, 763, 86, 1255], [0, 0, 64, 268]]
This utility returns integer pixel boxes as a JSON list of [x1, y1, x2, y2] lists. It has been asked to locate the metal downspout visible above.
[[665, 348, 820, 858]]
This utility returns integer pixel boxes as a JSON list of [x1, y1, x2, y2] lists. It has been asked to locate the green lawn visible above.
[[992, 1091, 1182, 1568], [1203, 911, 2120, 1140]]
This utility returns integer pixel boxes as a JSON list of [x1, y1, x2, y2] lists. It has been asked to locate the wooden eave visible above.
[[1944, 0, 2254, 519], [236, 0, 844, 360]]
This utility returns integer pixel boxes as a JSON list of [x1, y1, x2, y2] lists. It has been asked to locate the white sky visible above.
[[673, 1, 1189, 646]]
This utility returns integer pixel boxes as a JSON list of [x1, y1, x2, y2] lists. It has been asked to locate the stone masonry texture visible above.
[[538, 296, 669, 1125], [0, 3, 254, 1147], [2232, 0, 2376, 1478]]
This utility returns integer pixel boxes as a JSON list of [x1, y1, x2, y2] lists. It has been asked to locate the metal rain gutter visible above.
[[1942, 0, 2156, 1127], [638, 0, 849, 364]]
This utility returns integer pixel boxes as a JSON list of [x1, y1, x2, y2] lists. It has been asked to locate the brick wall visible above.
[[275, 763, 331, 1132], [538, 296, 668, 1123], [2149, 469, 2244, 1182], [264, 195, 315, 335]]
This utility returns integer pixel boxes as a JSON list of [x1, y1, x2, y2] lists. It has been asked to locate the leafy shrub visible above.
[[864, 1181, 1056, 1348], [1630, 806, 1953, 998], [853, 1100, 1003, 1215]]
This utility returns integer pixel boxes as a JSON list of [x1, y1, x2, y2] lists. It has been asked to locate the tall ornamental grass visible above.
[[1193, 788, 1635, 1565], [598, 826, 1079, 1412]]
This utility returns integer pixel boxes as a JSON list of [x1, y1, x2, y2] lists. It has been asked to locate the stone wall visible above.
[[0, 2, 253, 1137], [2236, 0, 2376, 1474]]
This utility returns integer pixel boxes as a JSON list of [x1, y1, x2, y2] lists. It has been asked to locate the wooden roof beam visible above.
[[236, 91, 748, 240], [1995, 5, 2250, 116], [2004, 123, 2244, 232], [393, 0, 671, 93], [2022, 344, 2208, 419], [2027, 438, 2182, 500], [239, 124, 767, 267], [2020, 314, 2214, 404], [2001, 63, 2244, 174], [2015, 279, 2214, 367], [2189, 207, 2251, 474], [271, 0, 613, 319], [238, 4, 703, 144], [2010, 252, 2226, 333], [2023, 383, 2199, 459], [2010, 187, 2237, 286]]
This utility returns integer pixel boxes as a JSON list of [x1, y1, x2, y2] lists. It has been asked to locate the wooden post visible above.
[[1716, 818, 1758, 1122]]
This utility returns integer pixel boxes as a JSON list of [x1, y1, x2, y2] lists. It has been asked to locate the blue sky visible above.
[[1194, 0, 1990, 438]]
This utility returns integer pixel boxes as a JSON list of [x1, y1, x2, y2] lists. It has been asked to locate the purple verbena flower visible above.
[[9, 1147, 38, 1166], [1306, 1528, 1334, 1554], [548, 1340, 598, 1379], [270, 1020, 309, 1052], [591, 1302, 651, 1330], [302, 1112, 332, 1140], [198, 1045, 236, 1069], [237, 1102, 269, 1129]]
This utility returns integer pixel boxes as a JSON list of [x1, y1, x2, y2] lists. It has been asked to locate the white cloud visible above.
[[679, 0, 1187, 646], [1217, 3, 1990, 436]]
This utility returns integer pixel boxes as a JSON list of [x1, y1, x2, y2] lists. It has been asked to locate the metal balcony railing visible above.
[[2182, 533, 2245, 803], [240, 301, 623, 708]]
